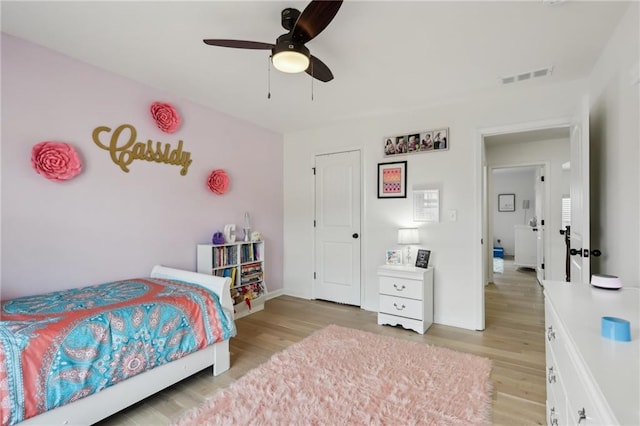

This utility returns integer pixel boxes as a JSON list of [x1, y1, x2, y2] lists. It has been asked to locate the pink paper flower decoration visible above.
[[150, 101, 181, 133], [207, 169, 230, 195], [31, 141, 82, 182]]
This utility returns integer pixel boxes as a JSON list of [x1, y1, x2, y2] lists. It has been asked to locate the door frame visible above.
[[474, 117, 571, 330], [312, 148, 364, 306]]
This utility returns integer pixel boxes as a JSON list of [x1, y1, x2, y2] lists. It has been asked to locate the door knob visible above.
[[570, 248, 582, 256], [352, 233, 359, 239], [591, 249, 602, 257]]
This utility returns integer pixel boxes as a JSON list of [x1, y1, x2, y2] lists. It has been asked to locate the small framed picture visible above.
[[386, 249, 403, 265], [431, 128, 448, 151], [415, 249, 431, 268], [377, 161, 407, 198], [498, 193, 516, 212]]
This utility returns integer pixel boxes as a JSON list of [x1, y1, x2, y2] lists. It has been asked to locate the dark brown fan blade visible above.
[[306, 55, 334, 82], [292, 0, 343, 44], [203, 39, 274, 50]]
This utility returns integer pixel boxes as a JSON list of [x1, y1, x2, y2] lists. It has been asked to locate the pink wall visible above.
[[1, 34, 284, 299]]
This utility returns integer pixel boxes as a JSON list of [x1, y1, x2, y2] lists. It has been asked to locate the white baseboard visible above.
[[265, 288, 286, 300]]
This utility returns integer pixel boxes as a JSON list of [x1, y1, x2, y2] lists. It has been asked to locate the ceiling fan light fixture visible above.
[[272, 42, 310, 74]]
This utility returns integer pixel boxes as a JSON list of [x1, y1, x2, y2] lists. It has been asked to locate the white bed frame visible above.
[[19, 265, 234, 426]]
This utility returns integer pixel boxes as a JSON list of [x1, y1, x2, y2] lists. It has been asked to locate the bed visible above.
[[0, 265, 236, 426]]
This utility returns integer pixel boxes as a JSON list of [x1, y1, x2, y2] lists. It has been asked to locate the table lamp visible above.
[[398, 228, 420, 265]]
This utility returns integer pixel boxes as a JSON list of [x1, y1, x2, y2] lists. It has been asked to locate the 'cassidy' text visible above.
[[93, 124, 192, 176]]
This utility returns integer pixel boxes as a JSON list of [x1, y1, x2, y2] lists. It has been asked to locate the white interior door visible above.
[[569, 97, 591, 284], [535, 166, 545, 282], [314, 151, 361, 305]]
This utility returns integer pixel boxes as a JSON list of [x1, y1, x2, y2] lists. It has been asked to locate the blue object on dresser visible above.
[[493, 247, 504, 258], [601, 316, 631, 342]]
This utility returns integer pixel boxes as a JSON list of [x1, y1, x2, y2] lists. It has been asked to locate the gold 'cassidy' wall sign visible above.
[[93, 124, 192, 176]]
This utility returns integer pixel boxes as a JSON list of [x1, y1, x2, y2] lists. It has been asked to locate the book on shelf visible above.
[[241, 276, 263, 285], [241, 267, 262, 279], [240, 243, 262, 263], [242, 261, 262, 270], [213, 245, 238, 268], [214, 267, 237, 284]]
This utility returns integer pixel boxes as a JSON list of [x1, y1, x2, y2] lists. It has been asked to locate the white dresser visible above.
[[377, 265, 434, 334], [543, 281, 639, 425]]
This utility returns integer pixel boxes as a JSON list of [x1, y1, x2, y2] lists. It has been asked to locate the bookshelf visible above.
[[196, 240, 267, 319]]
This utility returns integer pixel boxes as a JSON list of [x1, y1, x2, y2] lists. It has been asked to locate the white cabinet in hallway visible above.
[[514, 225, 537, 268]]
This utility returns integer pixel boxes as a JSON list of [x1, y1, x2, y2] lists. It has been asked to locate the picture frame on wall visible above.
[[413, 188, 440, 222], [377, 161, 407, 198], [415, 249, 431, 268], [384, 127, 449, 157], [498, 193, 516, 212], [386, 249, 403, 265]]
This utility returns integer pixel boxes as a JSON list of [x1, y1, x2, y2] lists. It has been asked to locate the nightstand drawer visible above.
[[379, 294, 423, 320], [379, 276, 423, 300]]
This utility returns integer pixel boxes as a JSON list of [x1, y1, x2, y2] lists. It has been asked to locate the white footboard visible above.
[[19, 342, 227, 425]]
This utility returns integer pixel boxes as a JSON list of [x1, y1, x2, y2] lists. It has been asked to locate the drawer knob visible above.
[[393, 283, 406, 291], [393, 303, 406, 311], [547, 326, 556, 341], [549, 407, 558, 426], [547, 366, 556, 384], [577, 408, 586, 424]]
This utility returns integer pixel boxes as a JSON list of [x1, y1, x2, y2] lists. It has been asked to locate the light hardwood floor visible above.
[[98, 258, 545, 425]]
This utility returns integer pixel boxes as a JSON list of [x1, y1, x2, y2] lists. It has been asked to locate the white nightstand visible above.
[[377, 264, 434, 334]]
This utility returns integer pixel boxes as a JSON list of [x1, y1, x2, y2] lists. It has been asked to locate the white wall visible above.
[[283, 2, 638, 329], [491, 168, 536, 256], [487, 138, 570, 281], [588, 2, 640, 286], [283, 81, 585, 330]]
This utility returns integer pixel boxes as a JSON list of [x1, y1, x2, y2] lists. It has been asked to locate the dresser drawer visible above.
[[379, 276, 423, 300], [545, 343, 568, 426], [560, 356, 603, 425], [379, 294, 423, 320], [546, 382, 567, 426]]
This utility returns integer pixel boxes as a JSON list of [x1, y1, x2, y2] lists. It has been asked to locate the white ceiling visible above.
[[1, 1, 630, 134]]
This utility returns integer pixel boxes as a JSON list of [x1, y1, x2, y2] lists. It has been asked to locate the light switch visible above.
[[448, 210, 457, 221]]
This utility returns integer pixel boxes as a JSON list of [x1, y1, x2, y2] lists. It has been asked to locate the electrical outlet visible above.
[[448, 210, 457, 222]]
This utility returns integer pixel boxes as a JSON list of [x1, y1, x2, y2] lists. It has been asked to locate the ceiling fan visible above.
[[203, 0, 342, 82]]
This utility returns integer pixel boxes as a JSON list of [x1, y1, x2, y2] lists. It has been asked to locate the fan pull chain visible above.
[[311, 61, 314, 101], [267, 55, 271, 99]]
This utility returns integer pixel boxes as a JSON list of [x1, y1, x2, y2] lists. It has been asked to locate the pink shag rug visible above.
[[173, 325, 492, 425]]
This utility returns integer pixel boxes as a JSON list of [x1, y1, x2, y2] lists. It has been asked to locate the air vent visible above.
[[500, 66, 553, 85], [533, 67, 552, 78]]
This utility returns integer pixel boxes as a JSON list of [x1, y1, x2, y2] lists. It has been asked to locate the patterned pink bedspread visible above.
[[0, 277, 236, 425]]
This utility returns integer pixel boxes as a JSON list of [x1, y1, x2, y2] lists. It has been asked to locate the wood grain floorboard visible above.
[[96, 258, 545, 425]]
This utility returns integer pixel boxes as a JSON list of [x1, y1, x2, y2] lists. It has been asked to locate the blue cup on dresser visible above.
[[601, 316, 631, 342]]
